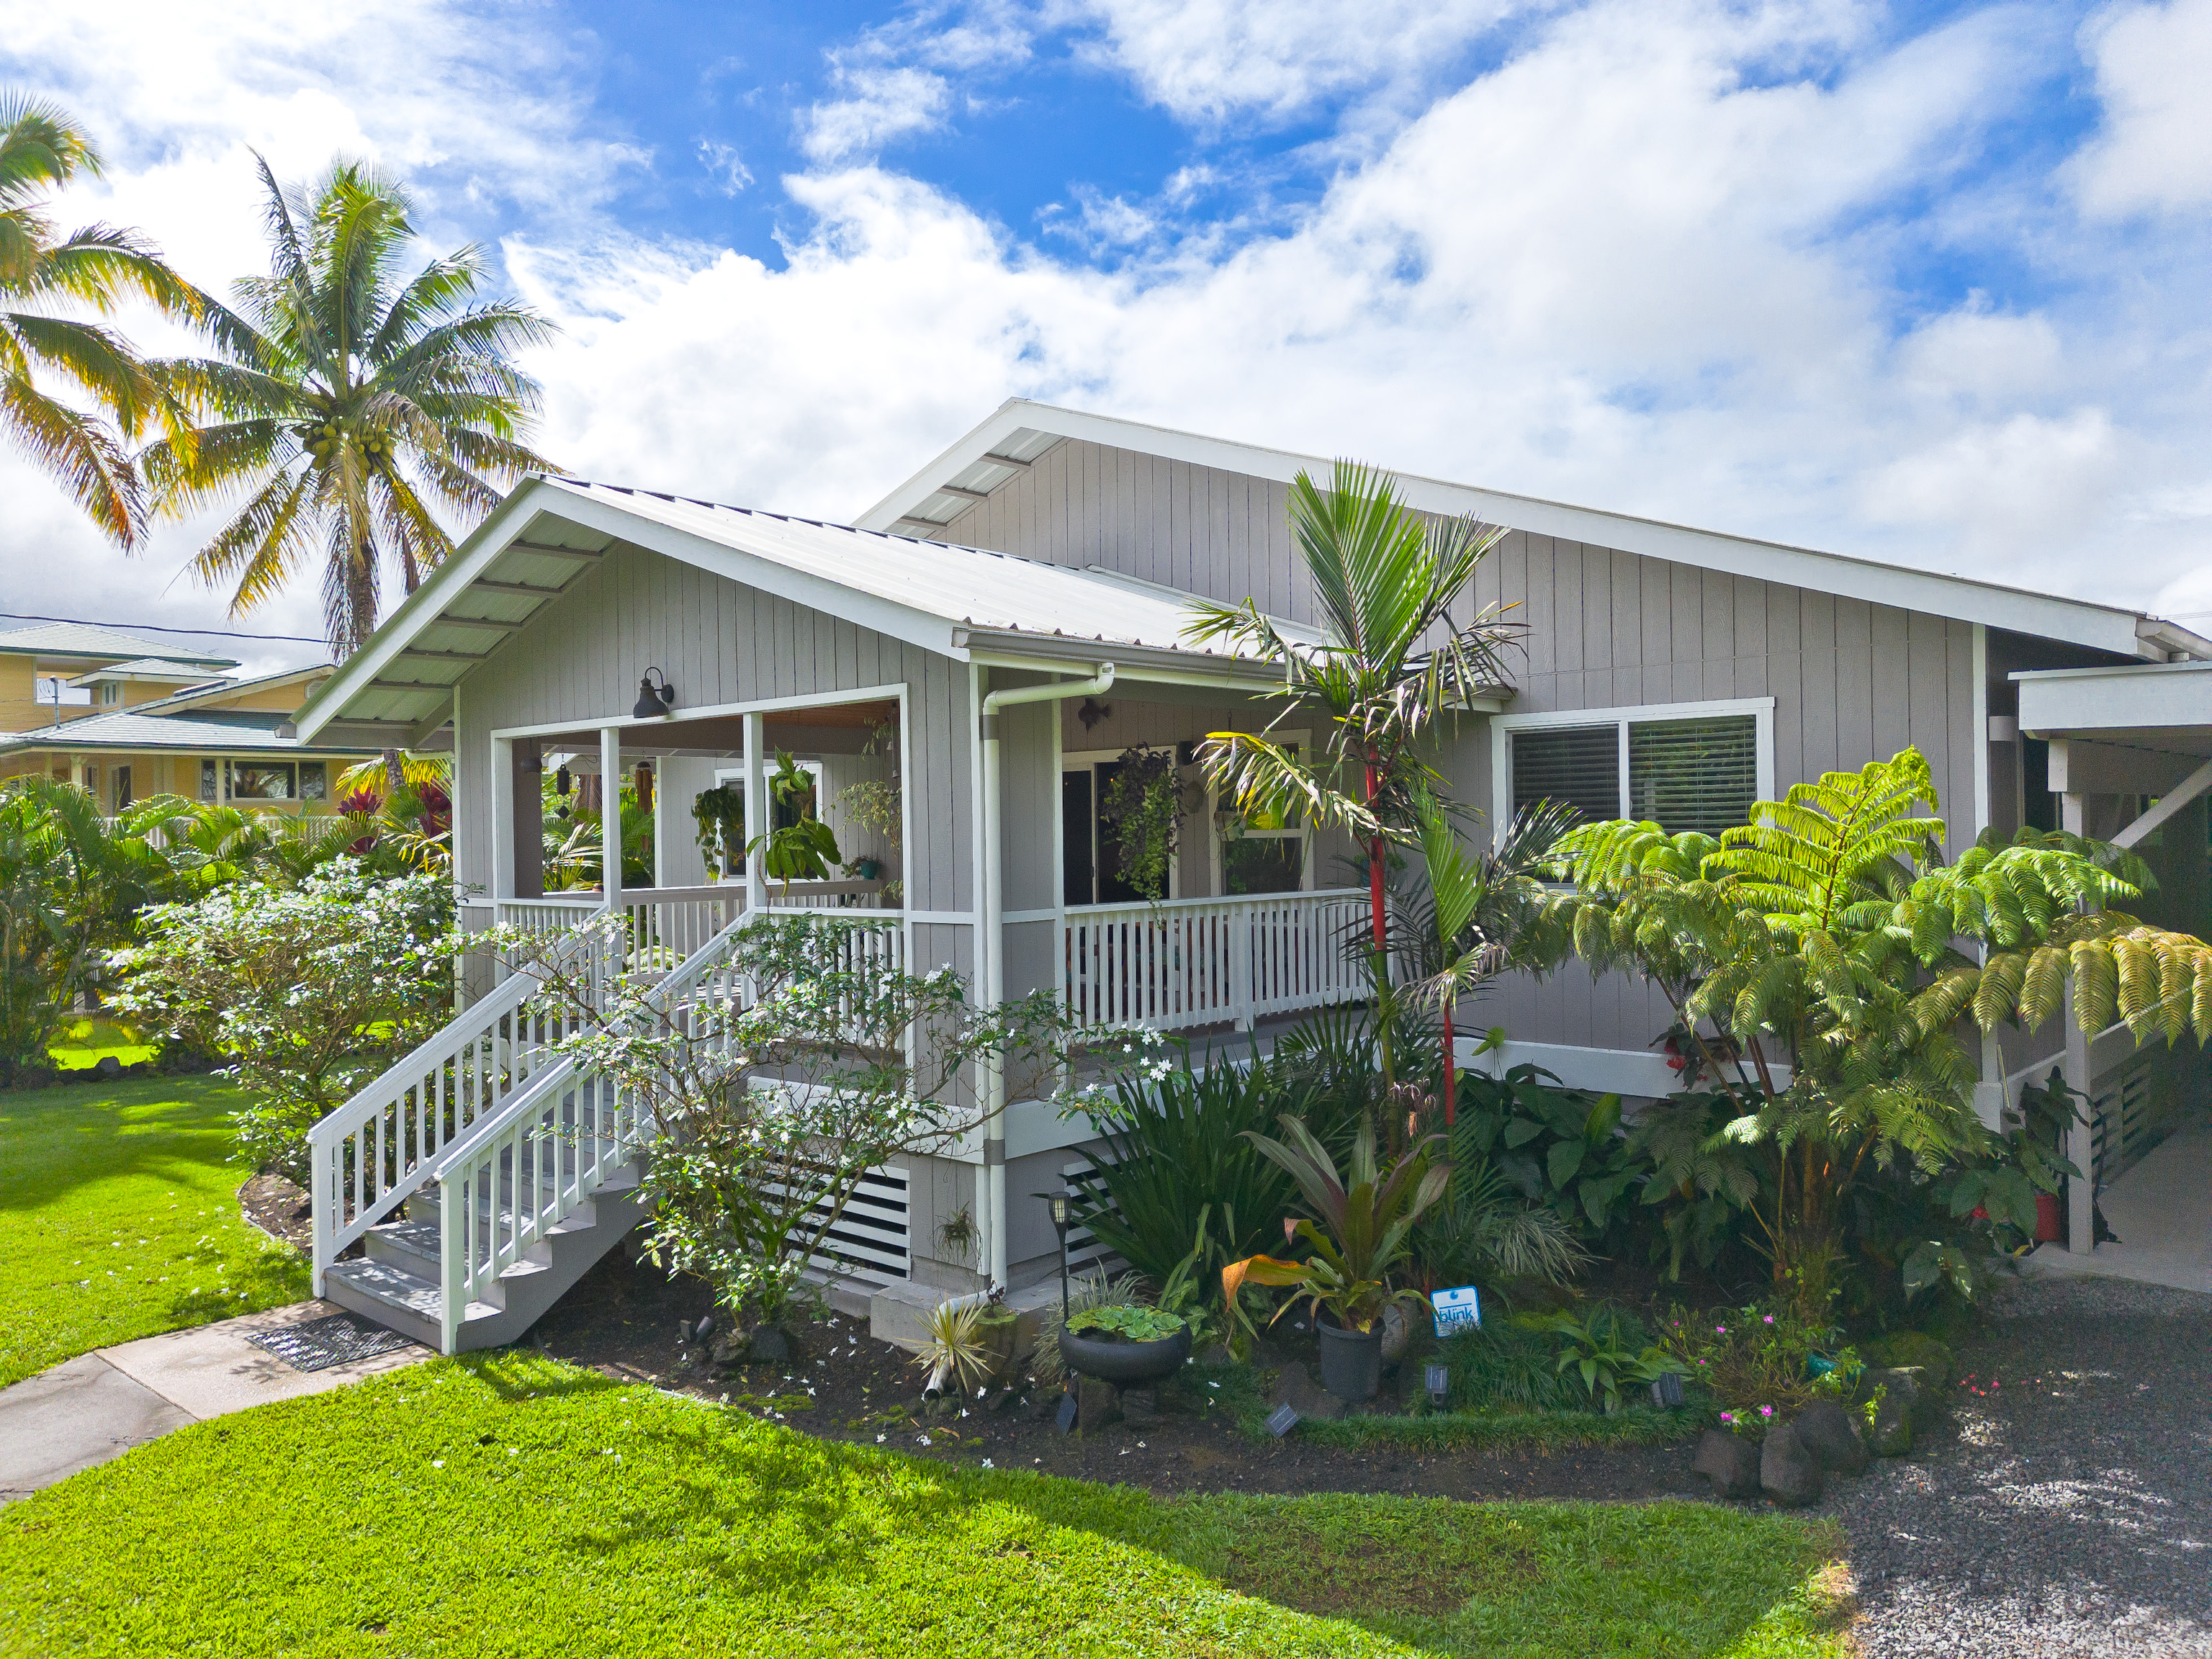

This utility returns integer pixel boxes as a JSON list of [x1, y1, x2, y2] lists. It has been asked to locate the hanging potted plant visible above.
[[1222, 1117, 1450, 1401], [1100, 746, 1185, 901]]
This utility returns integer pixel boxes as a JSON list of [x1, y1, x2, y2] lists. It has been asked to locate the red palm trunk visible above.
[[1442, 1002, 1455, 1128], [1364, 756, 1386, 949]]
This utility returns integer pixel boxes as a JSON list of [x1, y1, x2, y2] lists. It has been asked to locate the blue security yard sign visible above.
[[1432, 1285, 1482, 1337]]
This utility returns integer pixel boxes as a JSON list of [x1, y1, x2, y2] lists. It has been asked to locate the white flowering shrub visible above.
[[111, 860, 457, 1179], [502, 912, 1161, 1329]]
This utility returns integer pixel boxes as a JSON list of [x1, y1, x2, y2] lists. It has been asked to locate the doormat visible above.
[[246, 1313, 415, 1373]]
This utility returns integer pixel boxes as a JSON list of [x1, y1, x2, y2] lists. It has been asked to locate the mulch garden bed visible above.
[[525, 1244, 1713, 1503], [238, 1173, 315, 1251]]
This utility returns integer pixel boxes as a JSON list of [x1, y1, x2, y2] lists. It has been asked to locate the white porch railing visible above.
[[305, 956, 584, 1295], [1059, 887, 1370, 1031]]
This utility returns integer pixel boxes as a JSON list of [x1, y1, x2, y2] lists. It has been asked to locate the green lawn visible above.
[[0, 1354, 1852, 1659], [44, 1017, 161, 1072], [0, 1077, 309, 1387]]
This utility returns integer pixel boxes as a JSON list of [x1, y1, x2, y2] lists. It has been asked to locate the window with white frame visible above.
[[1210, 739, 1310, 896], [1499, 700, 1773, 839]]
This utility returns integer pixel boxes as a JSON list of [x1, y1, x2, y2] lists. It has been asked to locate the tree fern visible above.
[[1529, 745, 2212, 1282]]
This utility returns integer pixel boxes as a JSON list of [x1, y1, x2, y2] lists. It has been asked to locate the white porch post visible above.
[[743, 712, 767, 915], [600, 727, 624, 909], [2062, 788, 2095, 1254], [491, 736, 514, 904]]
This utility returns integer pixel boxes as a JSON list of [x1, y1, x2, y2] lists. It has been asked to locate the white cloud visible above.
[[2069, 0, 2212, 216], [7, 0, 2212, 662], [799, 65, 955, 163], [697, 140, 755, 196], [1064, 0, 1534, 128]]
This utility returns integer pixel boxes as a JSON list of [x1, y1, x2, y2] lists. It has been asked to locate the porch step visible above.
[[326, 1161, 653, 1352]]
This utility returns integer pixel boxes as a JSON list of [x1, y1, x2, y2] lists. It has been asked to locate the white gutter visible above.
[[977, 660, 1115, 1291]]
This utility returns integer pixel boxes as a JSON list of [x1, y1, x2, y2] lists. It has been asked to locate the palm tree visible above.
[[0, 94, 202, 544], [1408, 788, 1574, 1124], [142, 156, 559, 652], [1184, 462, 1519, 950]]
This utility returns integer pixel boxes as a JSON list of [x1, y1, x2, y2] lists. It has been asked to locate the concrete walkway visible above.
[[0, 1300, 428, 1504], [2028, 1119, 2212, 1295]]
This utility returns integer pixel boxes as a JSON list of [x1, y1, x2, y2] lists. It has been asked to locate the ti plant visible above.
[[1221, 1115, 1450, 1334], [1529, 745, 2212, 1292]]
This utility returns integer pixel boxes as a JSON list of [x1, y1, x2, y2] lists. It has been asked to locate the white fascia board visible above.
[[865, 401, 2156, 658], [2015, 660, 2212, 735], [534, 484, 962, 660], [294, 482, 553, 739]]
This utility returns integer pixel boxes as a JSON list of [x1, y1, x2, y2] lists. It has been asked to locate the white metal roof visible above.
[[858, 400, 2208, 664], [0, 708, 371, 756], [67, 657, 232, 686], [0, 622, 236, 668], [295, 476, 1291, 740]]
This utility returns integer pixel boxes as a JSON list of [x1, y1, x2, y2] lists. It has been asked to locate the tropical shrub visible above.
[[1432, 1316, 1579, 1412], [0, 782, 206, 1081], [1540, 1306, 1688, 1413], [1451, 1058, 1643, 1238], [1069, 1058, 1300, 1295], [1223, 1115, 1449, 1334], [111, 860, 457, 1177], [1413, 1154, 1589, 1295], [1531, 745, 2212, 1300], [1623, 1086, 1766, 1280]]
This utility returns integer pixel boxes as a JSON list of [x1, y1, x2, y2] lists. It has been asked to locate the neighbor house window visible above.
[[113, 765, 132, 811], [1502, 701, 1772, 840], [99, 681, 122, 706], [299, 762, 327, 801], [226, 760, 296, 800], [199, 759, 219, 801]]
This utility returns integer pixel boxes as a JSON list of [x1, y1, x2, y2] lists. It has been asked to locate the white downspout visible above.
[[978, 660, 1115, 1291]]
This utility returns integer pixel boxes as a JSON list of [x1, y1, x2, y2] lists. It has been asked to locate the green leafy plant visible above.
[[1452, 1054, 1642, 1236], [1064, 1305, 1187, 1343], [916, 1299, 997, 1396], [1069, 1058, 1299, 1297], [747, 753, 841, 889], [1532, 746, 2212, 1298], [1655, 1302, 1856, 1416], [1030, 1268, 1146, 1388], [1187, 462, 1519, 956], [1414, 1155, 1589, 1294], [111, 859, 457, 1179], [1222, 1115, 1449, 1333], [1542, 1307, 1688, 1413], [1100, 747, 1183, 901], [1623, 1086, 1766, 1280], [691, 781, 746, 873]]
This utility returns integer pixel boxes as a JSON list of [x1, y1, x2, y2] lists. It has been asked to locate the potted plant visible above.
[[1222, 1116, 1450, 1401], [1056, 1303, 1192, 1385]]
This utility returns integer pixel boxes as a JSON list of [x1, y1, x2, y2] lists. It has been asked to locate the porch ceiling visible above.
[[527, 698, 899, 761]]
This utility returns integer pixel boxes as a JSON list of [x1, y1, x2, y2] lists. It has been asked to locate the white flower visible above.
[[980, 1458, 994, 1469]]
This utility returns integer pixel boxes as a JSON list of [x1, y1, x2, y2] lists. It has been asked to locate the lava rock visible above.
[[747, 1326, 792, 1363], [1861, 1367, 1923, 1456], [1761, 1423, 1825, 1507], [1076, 1373, 1123, 1431], [1693, 1428, 1763, 1499], [1119, 1386, 1160, 1426], [1794, 1399, 1871, 1474], [94, 1054, 124, 1079], [1269, 1360, 1346, 1421]]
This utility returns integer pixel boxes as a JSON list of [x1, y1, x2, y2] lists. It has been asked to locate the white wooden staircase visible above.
[[307, 910, 750, 1354]]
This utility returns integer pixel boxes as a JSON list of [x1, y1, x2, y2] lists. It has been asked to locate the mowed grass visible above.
[[0, 1077, 308, 1386], [45, 1017, 161, 1072], [0, 1354, 1854, 1659]]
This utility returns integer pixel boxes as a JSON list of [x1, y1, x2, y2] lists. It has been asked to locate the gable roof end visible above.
[[858, 400, 2206, 664]]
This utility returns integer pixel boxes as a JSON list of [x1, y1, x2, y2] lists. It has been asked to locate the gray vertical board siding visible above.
[[999, 696, 1057, 914]]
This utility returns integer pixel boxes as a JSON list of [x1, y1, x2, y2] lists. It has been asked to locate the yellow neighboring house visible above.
[[0, 621, 380, 812]]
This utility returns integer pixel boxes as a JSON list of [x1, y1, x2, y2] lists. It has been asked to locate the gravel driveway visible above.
[[1832, 1272, 2212, 1659]]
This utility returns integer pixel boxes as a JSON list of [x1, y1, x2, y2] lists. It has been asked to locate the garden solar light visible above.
[[1038, 1190, 1073, 1318], [1425, 1363, 1449, 1407], [631, 667, 675, 719]]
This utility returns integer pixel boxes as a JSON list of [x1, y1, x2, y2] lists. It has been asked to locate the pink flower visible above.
[[1763, 1315, 1775, 1325], [1715, 1325, 1727, 1334], [1759, 1405, 1774, 1419]]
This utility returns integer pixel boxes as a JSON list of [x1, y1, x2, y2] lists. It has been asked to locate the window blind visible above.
[[1511, 725, 1621, 824], [1628, 715, 1757, 836]]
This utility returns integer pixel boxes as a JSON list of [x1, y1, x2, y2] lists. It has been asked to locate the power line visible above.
[[0, 611, 328, 645]]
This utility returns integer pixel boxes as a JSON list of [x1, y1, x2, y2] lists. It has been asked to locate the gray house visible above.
[[292, 400, 2212, 1350]]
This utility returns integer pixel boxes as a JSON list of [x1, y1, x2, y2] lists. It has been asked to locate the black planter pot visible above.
[[1057, 1323, 1191, 1385], [1316, 1318, 1382, 1401]]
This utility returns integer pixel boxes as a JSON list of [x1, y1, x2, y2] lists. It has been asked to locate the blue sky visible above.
[[4, 0, 2211, 670]]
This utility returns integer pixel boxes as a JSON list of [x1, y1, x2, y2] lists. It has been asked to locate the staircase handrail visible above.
[[305, 922, 612, 1295], [425, 909, 756, 1351]]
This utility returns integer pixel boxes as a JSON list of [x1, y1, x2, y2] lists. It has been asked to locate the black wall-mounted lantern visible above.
[[632, 667, 676, 719]]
